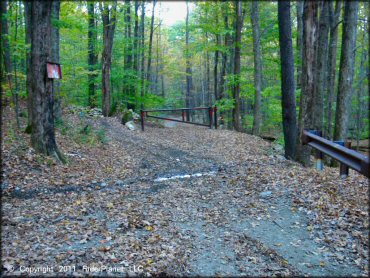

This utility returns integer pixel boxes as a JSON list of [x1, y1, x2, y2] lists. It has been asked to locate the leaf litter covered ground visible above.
[[1, 106, 369, 277]]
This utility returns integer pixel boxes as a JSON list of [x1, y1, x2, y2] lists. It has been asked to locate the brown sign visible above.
[[47, 63, 62, 79]]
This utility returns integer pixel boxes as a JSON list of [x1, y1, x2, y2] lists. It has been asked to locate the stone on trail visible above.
[[259, 191, 272, 198], [125, 121, 136, 131]]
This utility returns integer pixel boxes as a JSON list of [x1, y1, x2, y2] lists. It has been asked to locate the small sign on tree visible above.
[[46, 62, 62, 79]]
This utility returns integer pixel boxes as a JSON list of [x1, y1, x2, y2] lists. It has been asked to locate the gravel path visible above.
[[2, 117, 367, 277]]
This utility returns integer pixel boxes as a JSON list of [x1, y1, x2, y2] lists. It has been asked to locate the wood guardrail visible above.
[[301, 130, 369, 178]]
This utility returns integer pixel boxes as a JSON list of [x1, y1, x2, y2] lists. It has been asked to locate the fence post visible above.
[[214, 107, 218, 129], [315, 130, 323, 171], [141, 110, 144, 131], [339, 141, 351, 178], [208, 107, 213, 129], [182, 109, 185, 122]]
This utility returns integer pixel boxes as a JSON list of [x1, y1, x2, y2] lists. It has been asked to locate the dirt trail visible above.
[[2, 117, 367, 277]]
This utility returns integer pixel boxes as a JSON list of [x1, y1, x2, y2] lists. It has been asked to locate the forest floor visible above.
[[1, 105, 369, 277]]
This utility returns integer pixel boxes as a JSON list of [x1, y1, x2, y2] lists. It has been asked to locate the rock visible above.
[[125, 121, 136, 131], [101, 182, 107, 187], [259, 191, 272, 198], [115, 180, 125, 186]]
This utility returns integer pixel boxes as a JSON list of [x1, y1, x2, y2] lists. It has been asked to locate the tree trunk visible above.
[[51, 0, 61, 119], [185, 0, 193, 121], [140, 1, 145, 109], [334, 1, 358, 141], [146, 0, 156, 88], [13, 2, 21, 128], [88, 2, 98, 108], [29, 1, 63, 161], [251, 1, 262, 135], [214, 15, 220, 105], [101, 2, 117, 117], [232, 0, 242, 131], [278, 0, 297, 160], [124, 0, 135, 110], [296, 1, 304, 90], [312, 1, 330, 132], [219, 4, 229, 122], [325, 0, 342, 139], [205, 32, 211, 106], [1, 0, 19, 128], [297, 1, 319, 166], [24, 1, 32, 128], [133, 1, 139, 109]]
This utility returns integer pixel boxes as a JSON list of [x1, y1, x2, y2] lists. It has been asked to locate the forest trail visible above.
[[2, 115, 367, 276]]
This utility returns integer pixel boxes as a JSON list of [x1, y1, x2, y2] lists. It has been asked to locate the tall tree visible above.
[[185, 0, 193, 121], [87, 2, 98, 108], [147, 0, 156, 86], [140, 1, 145, 109], [12, 1, 21, 128], [296, 1, 304, 90], [123, 0, 135, 109], [297, 1, 319, 166], [312, 1, 330, 132], [334, 1, 359, 141], [232, 0, 242, 131], [325, 0, 342, 138], [133, 1, 139, 108], [100, 1, 117, 117], [51, 0, 61, 119], [278, 0, 297, 160], [1, 0, 19, 128], [219, 2, 229, 121], [24, 1, 32, 128], [214, 14, 220, 105], [250, 1, 262, 135], [29, 1, 63, 161]]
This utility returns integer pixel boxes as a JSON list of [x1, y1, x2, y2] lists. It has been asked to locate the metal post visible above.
[[339, 141, 351, 178], [141, 110, 144, 131], [334, 140, 346, 178], [214, 107, 218, 129], [208, 107, 213, 129], [315, 130, 323, 171]]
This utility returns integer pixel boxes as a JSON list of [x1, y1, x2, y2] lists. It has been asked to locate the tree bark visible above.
[[24, 0, 32, 128], [101, 1, 117, 117], [51, 0, 61, 119], [325, 0, 342, 139], [312, 1, 330, 132], [214, 15, 220, 105], [140, 1, 145, 109], [296, 1, 304, 90], [251, 1, 262, 135], [133, 1, 139, 109], [278, 1, 297, 160], [185, 0, 193, 121], [219, 3, 229, 122], [88, 2, 98, 108], [146, 0, 156, 87], [232, 0, 242, 131], [334, 0, 358, 141], [29, 1, 63, 161], [297, 1, 319, 166], [1, 0, 19, 128]]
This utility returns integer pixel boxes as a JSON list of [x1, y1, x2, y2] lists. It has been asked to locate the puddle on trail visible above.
[[154, 171, 216, 182]]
